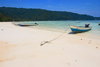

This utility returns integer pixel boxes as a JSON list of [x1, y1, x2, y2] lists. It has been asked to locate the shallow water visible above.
[[14, 20, 100, 37]]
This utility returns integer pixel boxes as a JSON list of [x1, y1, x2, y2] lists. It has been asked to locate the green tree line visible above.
[[0, 7, 100, 21]]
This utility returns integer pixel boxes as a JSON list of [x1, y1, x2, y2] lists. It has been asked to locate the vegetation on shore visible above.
[[0, 7, 100, 21]]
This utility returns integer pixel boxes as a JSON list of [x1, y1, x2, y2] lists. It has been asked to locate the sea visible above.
[[14, 20, 100, 37]]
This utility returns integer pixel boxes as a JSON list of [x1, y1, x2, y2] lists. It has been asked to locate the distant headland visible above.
[[0, 7, 100, 21]]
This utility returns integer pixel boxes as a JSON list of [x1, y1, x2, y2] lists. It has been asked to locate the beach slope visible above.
[[0, 22, 100, 67]]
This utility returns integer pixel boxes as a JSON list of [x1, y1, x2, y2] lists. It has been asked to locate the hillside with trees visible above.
[[0, 7, 100, 21], [0, 13, 13, 21]]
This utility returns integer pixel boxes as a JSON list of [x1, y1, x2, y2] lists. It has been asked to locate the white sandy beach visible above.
[[0, 22, 100, 67]]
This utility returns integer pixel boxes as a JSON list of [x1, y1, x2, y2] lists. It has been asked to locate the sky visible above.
[[0, 0, 100, 17]]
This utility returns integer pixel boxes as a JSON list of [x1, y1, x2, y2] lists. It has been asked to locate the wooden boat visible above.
[[18, 23, 38, 26], [69, 25, 92, 33]]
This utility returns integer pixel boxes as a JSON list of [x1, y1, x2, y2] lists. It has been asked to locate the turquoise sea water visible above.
[[14, 20, 100, 37]]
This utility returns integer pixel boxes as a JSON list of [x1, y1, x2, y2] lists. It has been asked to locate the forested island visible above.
[[0, 7, 100, 21]]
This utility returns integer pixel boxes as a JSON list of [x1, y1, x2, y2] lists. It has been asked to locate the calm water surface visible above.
[[14, 20, 100, 37]]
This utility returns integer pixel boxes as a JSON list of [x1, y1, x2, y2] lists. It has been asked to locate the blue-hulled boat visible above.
[[69, 25, 92, 33]]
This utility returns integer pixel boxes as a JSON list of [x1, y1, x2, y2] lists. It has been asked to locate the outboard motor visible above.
[[85, 23, 90, 27], [98, 22, 100, 26]]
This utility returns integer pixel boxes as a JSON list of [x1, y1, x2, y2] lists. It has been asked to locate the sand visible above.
[[0, 22, 100, 67]]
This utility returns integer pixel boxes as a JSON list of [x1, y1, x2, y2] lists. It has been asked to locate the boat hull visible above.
[[69, 25, 92, 33], [18, 24, 38, 26]]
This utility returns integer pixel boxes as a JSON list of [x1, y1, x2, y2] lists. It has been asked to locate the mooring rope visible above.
[[40, 27, 70, 46]]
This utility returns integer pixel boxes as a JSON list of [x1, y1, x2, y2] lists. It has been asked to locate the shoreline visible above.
[[13, 21, 100, 37], [0, 22, 100, 67]]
